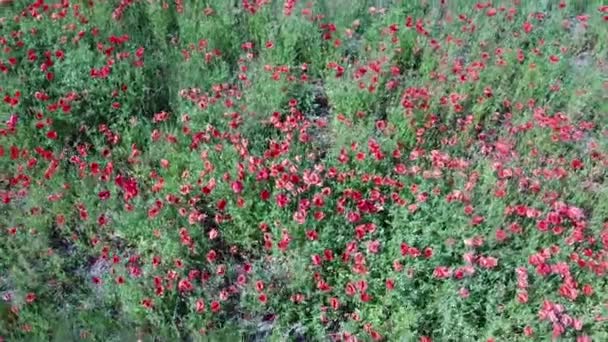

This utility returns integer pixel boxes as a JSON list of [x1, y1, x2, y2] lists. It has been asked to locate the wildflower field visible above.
[[1, 0, 607, 341]]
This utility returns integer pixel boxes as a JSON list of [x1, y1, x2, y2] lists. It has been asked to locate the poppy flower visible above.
[[195, 299, 205, 313]]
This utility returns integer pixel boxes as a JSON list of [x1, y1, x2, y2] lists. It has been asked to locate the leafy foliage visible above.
[[1, 0, 608, 341]]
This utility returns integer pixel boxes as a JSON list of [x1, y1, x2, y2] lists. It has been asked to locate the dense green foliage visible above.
[[1, 0, 607, 341]]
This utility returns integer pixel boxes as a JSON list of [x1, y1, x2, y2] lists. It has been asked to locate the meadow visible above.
[[1, 0, 607, 341]]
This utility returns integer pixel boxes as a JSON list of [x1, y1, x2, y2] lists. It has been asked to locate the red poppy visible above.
[[210, 301, 220, 313], [25, 293, 36, 303], [250, 280, 263, 293], [46, 131, 58, 140], [206, 250, 217, 263], [195, 299, 205, 313], [141, 298, 154, 309], [231, 181, 243, 194]]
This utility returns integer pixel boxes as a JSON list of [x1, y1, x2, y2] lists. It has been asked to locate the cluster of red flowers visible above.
[[1, 0, 608, 341]]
